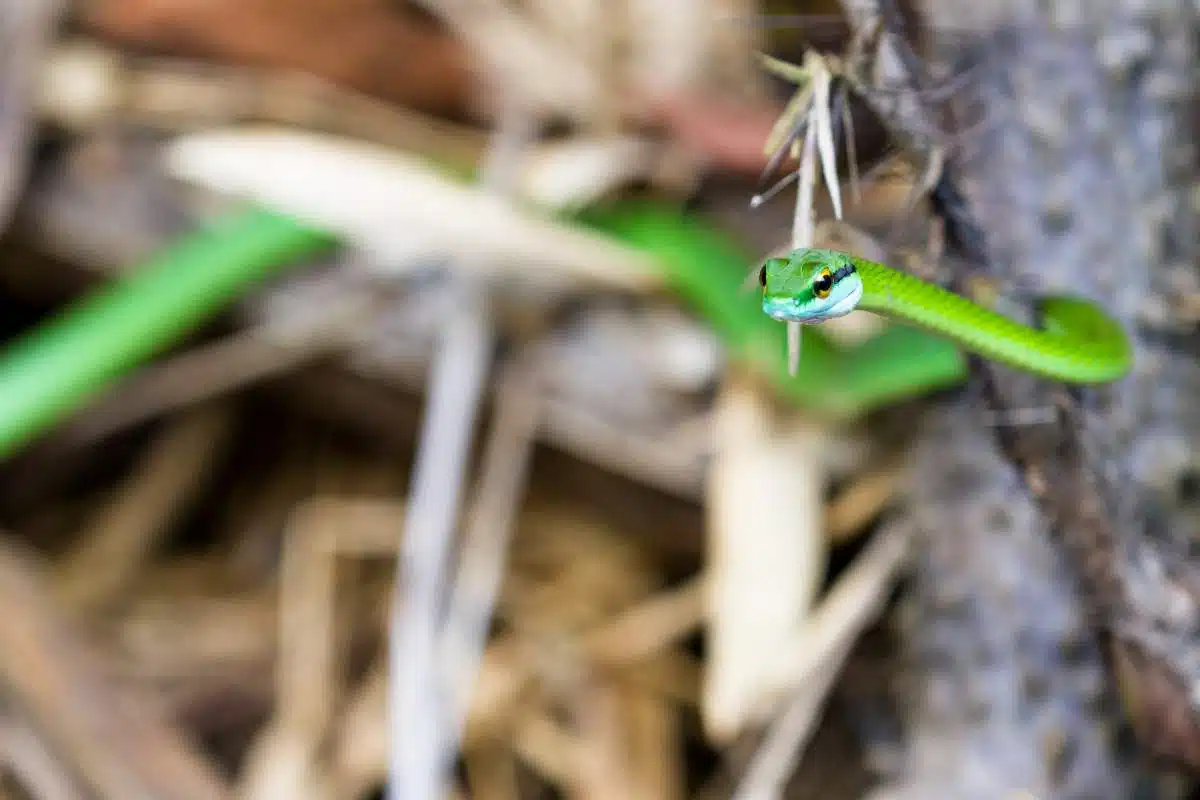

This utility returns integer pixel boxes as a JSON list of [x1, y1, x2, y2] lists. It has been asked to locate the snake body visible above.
[[760, 249, 1133, 385]]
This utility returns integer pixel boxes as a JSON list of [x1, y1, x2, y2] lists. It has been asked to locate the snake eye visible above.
[[757, 264, 768, 288], [812, 268, 834, 298]]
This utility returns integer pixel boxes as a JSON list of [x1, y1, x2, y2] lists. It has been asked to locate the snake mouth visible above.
[[762, 297, 807, 322], [762, 282, 863, 323]]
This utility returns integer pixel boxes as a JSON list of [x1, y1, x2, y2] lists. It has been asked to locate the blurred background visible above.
[[0, 0, 1195, 798]]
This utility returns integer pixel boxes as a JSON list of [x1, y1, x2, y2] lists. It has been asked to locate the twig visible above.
[[441, 362, 542, 750], [788, 122, 817, 375], [388, 98, 534, 800]]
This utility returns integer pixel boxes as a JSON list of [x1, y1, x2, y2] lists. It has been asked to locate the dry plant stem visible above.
[[442, 363, 542, 751], [624, 682, 684, 800], [54, 403, 233, 614], [0, 540, 232, 800], [704, 379, 827, 741], [279, 502, 341, 754], [510, 710, 580, 789], [389, 101, 532, 800], [248, 499, 406, 800], [787, 122, 817, 375], [733, 524, 910, 800], [463, 579, 705, 748], [727, 44, 879, 792], [704, 48, 853, 743], [333, 664, 390, 799], [0, 709, 85, 800], [573, 678, 637, 798], [582, 574, 707, 666], [826, 461, 901, 543], [334, 663, 590, 798], [236, 498, 377, 800], [330, 575, 706, 791]]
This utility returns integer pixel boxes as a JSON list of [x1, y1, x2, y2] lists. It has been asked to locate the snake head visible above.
[[759, 248, 863, 323]]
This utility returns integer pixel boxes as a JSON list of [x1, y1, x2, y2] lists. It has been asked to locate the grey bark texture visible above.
[[838, 0, 1200, 797]]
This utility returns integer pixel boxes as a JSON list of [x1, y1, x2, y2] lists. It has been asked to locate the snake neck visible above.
[[850, 258, 975, 325], [846, 256, 1133, 384]]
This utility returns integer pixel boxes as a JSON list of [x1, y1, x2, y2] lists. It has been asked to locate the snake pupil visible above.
[[758, 264, 768, 288]]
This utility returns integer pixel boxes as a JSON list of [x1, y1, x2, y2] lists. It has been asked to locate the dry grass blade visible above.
[[0, 541, 232, 800], [701, 42, 856, 752], [164, 127, 662, 292], [238, 499, 406, 800], [583, 574, 707, 666], [54, 403, 234, 614], [249, 500, 408, 800], [759, 51, 844, 221], [510, 710, 580, 791], [826, 461, 902, 543], [573, 679, 637, 798], [809, 55, 844, 221], [624, 680, 685, 800], [762, 82, 812, 166]]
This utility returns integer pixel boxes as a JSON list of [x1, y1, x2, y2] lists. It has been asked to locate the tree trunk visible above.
[[844, 0, 1200, 796]]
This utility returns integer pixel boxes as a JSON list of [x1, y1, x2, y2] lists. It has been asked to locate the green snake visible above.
[[758, 248, 1134, 386]]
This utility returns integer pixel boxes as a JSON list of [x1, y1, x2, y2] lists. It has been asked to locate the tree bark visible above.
[[842, 0, 1200, 795]]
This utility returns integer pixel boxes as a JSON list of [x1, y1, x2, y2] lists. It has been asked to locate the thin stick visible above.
[[388, 99, 533, 800], [441, 363, 541, 749], [810, 60, 842, 220], [749, 170, 799, 209], [788, 122, 818, 375]]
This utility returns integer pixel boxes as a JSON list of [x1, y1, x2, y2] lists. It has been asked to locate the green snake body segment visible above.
[[760, 249, 1134, 385]]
